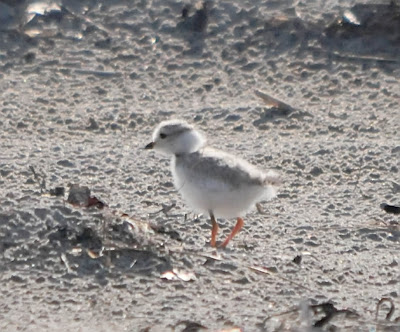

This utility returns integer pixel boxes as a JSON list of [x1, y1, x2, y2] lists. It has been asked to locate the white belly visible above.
[[172, 160, 266, 218]]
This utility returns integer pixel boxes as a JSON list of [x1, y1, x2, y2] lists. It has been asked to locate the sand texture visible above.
[[0, 0, 399, 331]]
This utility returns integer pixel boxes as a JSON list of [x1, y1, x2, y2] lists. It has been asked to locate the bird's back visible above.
[[172, 147, 277, 217], [175, 147, 265, 190]]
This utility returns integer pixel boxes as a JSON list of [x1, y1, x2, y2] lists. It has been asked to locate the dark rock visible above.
[[67, 185, 90, 206], [49, 187, 65, 197], [293, 255, 302, 265], [380, 203, 400, 215]]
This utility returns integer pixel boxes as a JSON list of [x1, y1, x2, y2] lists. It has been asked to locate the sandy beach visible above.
[[0, 0, 399, 331]]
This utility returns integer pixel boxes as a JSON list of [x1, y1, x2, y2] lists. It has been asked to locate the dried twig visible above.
[[29, 165, 47, 193], [60, 253, 73, 273]]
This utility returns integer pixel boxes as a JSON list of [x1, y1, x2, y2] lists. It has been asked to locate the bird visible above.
[[145, 119, 280, 247]]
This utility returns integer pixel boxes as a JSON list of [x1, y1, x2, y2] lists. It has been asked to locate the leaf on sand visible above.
[[200, 252, 222, 261], [87, 249, 101, 259], [249, 265, 275, 274], [161, 268, 196, 282], [161, 270, 178, 281], [254, 90, 297, 114], [87, 196, 106, 209]]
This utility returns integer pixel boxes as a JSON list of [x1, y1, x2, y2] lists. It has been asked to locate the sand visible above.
[[0, 0, 399, 331]]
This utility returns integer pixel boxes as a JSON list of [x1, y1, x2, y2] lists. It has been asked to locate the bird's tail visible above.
[[262, 170, 281, 201], [263, 170, 281, 186]]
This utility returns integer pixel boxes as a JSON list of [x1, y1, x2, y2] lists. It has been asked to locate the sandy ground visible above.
[[0, 0, 399, 331]]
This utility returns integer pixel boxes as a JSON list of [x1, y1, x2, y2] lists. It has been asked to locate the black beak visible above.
[[145, 142, 155, 149]]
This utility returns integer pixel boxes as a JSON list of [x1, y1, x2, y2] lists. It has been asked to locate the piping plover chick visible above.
[[145, 119, 280, 247]]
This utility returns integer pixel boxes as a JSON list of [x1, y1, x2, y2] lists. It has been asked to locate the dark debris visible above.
[[312, 302, 359, 328], [381, 203, 400, 215]]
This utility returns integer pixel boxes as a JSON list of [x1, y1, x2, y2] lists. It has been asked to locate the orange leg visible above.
[[219, 217, 244, 248], [210, 212, 219, 247]]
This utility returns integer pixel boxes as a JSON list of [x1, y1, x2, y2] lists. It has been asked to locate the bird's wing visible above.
[[176, 148, 265, 192]]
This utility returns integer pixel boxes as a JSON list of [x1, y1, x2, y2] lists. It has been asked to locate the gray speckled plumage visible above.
[[174, 148, 266, 189], [147, 119, 279, 218]]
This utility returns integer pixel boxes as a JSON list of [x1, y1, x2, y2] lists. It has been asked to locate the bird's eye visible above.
[[160, 133, 167, 139]]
